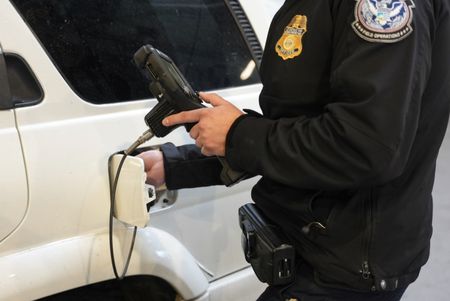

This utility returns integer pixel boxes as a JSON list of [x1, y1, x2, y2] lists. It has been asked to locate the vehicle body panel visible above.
[[0, 110, 27, 242], [0, 0, 271, 299]]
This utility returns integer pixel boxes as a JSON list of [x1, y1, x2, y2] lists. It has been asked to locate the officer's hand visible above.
[[163, 92, 243, 157], [137, 150, 165, 187]]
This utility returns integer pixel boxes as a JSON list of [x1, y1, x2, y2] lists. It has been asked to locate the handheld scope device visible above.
[[133, 45, 247, 186]]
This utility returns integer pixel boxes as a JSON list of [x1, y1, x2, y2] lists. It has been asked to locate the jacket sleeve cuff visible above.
[[225, 115, 274, 175], [160, 143, 223, 190]]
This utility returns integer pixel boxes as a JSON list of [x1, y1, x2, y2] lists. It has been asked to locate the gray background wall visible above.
[[403, 126, 450, 300]]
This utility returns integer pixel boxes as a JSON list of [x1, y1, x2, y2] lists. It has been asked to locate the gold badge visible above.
[[275, 15, 307, 60]]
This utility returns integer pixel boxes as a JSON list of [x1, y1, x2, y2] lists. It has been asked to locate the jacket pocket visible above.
[[303, 190, 355, 238], [300, 191, 336, 236]]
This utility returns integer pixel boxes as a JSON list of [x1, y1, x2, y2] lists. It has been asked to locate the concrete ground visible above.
[[402, 126, 450, 300]]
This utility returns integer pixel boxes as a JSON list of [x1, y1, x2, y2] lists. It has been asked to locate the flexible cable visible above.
[[109, 129, 153, 280]]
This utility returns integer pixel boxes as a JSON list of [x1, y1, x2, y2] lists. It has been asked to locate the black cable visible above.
[[109, 153, 137, 280]]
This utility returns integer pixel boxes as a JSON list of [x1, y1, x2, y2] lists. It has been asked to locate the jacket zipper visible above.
[[361, 261, 371, 280], [360, 189, 374, 285]]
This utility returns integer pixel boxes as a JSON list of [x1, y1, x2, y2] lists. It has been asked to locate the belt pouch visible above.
[[239, 203, 295, 286]]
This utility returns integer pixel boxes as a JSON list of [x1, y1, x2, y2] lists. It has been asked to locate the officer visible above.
[[139, 0, 450, 300]]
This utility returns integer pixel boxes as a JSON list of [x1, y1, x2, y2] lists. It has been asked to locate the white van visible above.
[[0, 0, 280, 300]]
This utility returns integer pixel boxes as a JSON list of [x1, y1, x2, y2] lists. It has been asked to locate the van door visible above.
[[0, 48, 28, 242], [0, 111, 28, 242], [7, 0, 263, 282]]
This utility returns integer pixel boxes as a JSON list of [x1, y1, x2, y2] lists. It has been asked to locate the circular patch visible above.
[[352, 0, 415, 43]]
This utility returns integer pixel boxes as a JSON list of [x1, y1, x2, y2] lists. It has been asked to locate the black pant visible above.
[[257, 263, 408, 301]]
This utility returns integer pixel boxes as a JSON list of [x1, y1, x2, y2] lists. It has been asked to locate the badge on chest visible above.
[[275, 15, 308, 60]]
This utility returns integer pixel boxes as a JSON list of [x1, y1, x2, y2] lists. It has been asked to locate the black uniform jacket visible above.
[[161, 0, 450, 292]]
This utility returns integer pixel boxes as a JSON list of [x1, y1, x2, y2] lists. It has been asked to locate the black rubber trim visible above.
[[224, 0, 264, 70], [0, 45, 12, 110], [4, 53, 44, 108]]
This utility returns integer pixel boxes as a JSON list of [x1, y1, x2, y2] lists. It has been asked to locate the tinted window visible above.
[[12, 0, 260, 104]]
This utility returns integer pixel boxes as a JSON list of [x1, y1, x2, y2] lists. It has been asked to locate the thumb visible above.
[[199, 92, 227, 107]]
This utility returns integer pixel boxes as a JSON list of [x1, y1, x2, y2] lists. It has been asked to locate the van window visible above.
[[12, 0, 260, 104]]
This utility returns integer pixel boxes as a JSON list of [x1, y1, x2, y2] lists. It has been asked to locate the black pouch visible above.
[[238, 203, 295, 286]]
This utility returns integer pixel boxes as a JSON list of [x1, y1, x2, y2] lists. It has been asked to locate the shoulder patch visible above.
[[352, 0, 415, 43]]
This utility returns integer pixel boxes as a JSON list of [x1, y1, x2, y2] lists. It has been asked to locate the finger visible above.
[[189, 124, 200, 140], [200, 146, 213, 157], [195, 139, 203, 148], [136, 150, 161, 171], [199, 92, 227, 107], [163, 109, 205, 127]]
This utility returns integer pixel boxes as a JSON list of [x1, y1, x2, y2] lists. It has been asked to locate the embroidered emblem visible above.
[[276, 15, 307, 60], [352, 0, 415, 43]]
